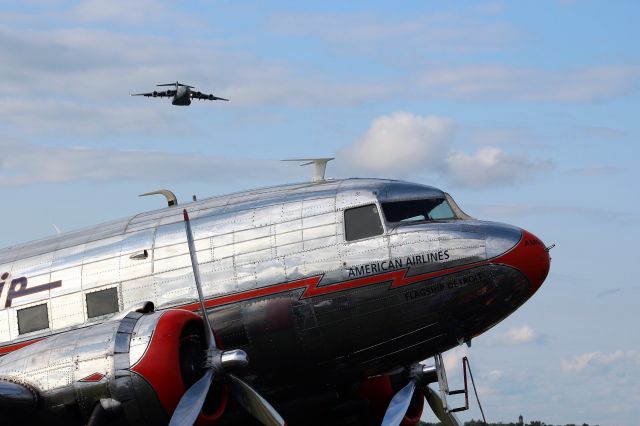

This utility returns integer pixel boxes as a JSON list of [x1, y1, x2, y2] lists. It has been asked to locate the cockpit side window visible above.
[[344, 204, 384, 241], [382, 198, 456, 223]]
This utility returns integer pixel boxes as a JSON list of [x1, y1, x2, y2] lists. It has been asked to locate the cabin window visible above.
[[382, 198, 456, 223], [86, 287, 119, 319], [344, 204, 384, 241], [17, 304, 49, 334]]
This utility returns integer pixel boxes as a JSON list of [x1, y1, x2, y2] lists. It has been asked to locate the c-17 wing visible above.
[[130, 90, 175, 98], [190, 91, 229, 101]]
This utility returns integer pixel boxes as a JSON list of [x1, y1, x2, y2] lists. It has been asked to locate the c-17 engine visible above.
[[0, 305, 228, 426]]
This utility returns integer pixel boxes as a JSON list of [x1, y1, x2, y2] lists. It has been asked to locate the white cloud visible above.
[[505, 325, 537, 344], [443, 346, 470, 374], [0, 108, 550, 190], [562, 351, 640, 373], [482, 369, 504, 382], [483, 325, 539, 345], [445, 147, 548, 188], [437, 347, 496, 400], [338, 112, 546, 188], [338, 112, 454, 175]]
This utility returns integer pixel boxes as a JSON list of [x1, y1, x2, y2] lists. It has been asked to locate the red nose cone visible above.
[[497, 229, 551, 295]]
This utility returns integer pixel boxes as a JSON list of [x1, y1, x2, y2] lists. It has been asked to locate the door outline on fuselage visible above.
[[339, 199, 391, 278]]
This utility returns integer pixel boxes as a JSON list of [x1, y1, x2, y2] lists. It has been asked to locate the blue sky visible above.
[[1, 1, 639, 424]]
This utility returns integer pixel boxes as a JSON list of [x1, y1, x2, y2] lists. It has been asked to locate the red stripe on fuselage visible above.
[[0, 338, 43, 355], [180, 261, 487, 312], [0, 248, 522, 356], [79, 372, 105, 382]]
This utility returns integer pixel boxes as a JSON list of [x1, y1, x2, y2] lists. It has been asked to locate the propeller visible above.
[[424, 386, 460, 426], [381, 378, 418, 426], [169, 209, 286, 426], [381, 364, 460, 426]]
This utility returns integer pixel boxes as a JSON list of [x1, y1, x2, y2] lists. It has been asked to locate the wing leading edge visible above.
[[190, 91, 229, 101], [130, 90, 175, 98]]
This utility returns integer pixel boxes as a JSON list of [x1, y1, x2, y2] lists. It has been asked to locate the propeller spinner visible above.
[[169, 209, 286, 426]]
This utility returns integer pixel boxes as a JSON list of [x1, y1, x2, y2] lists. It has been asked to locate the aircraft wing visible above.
[[191, 91, 229, 101], [130, 90, 175, 98]]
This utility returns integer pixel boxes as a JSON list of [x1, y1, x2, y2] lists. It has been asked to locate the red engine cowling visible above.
[[130, 309, 228, 425], [358, 375, 424, 426]]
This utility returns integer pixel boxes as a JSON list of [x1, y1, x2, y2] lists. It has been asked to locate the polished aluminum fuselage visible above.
[[0, 178, 533, 404]]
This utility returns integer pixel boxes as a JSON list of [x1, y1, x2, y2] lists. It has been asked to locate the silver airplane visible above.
[[131, 81, 229, 106], [0, 173, 551, 426]]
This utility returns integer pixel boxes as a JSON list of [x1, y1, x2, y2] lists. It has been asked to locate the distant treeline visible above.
[[419, 421, 599, 426]]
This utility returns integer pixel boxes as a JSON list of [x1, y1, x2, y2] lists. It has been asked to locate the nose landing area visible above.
[[495, 229, 551, 296]]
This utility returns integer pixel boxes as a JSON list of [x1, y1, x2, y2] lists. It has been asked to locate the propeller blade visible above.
[[424, 386, 461, 426], [227, 374, 286, 426], [169, 369, 215, 426], [381, 378, 417, 426], [183, 209, 216, 350]]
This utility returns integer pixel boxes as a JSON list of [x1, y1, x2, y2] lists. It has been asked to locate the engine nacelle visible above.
[[152, 90, 158, 97], [208, 94, 214, 100], [0, 309, 227, 426]]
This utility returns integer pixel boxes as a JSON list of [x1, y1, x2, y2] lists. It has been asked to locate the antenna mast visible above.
[[282, 158, 335, 182]]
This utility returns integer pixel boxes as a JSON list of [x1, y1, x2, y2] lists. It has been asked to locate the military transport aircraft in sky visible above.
[[130, 81, 229, 106], [0, 167, 551, 426]]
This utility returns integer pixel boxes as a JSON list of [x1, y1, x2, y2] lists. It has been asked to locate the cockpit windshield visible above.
[[382, 198, 457, 223]]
